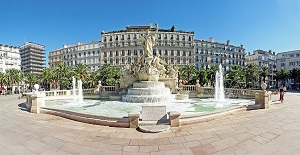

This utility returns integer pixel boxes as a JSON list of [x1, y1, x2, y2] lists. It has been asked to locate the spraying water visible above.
[[72, 76, 76, 103], [215, 64, 225, 101], [77, 79, 83, 103]]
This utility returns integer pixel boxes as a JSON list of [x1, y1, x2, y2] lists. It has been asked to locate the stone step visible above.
[[139, 124, 170, 133], [139, 120, 169, 126]]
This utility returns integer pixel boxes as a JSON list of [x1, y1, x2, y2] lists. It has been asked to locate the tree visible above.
[[289, 68, 300, 89], [182, 65, 196, 84], [41, 68, 55, 91], [54, 62, 73, 89], [74, 63, 90, 84], [206, 65, 218, 87], [98, 64, 120, 86], [225, 65, 246, 88], [259, 66, 269, 83], [25, 73, 38, 92], [0, 72, 4, 87], [191, 68, 208, 86], [245, 63, 259, 88], [171, 25, 175, 32], [275, 68, 289, 86], [88, 71, 100, 88]]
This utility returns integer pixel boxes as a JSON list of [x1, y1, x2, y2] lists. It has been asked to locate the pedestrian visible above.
[[279, 85, 284, 103]]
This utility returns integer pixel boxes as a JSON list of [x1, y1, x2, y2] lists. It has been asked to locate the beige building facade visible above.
[[0, 43, 21, 73], [101, 25, 194, 67], [194, 38, 246, 71]]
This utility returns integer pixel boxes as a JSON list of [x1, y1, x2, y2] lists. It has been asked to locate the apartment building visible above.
[[19, 42, 45, 75], [101, 25, 194, 67], [48, 41, 101, 72], [0, 43, 21, 73], [246, 49, 276, 87], [194, 38, 246, 71]]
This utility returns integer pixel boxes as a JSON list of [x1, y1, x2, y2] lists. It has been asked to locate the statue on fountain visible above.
[[118, 23, 179, 94]]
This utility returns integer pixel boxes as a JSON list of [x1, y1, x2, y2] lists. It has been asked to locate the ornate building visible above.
[[276, 50, 300, 88], [48, 41, 101, 72], [245, 49, 276, 87], [0, 43, 21, 73], [101, 25, 194, 67], [19, 42, 45, 75], [194, 38, 246, 71]]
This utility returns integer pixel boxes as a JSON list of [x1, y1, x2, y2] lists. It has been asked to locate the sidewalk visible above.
[[0, 93, 300, 155]]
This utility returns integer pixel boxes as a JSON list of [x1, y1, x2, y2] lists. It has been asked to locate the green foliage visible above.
[[98, 64, 120, 86], [206, 65, 218, 87], [225, 65, 246, 88], [191, 68, 208, 86]]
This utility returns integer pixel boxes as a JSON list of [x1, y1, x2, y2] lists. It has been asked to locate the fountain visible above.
[[77, 79, 83, 103], [40, 24, 254, 129], [215, 64, 225, 101], [72, 76, 76, 103]]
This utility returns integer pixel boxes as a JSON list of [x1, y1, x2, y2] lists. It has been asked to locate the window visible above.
[[116, 51, 119, 56], [177, 50, 180, 56], [128, 50, 131, 56], [171, 50, 174, 56], [164, 50, 168, 55], [183, 50, 186, 56]]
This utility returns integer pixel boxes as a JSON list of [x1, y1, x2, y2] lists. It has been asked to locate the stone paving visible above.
[[1, 92, 300, 155]]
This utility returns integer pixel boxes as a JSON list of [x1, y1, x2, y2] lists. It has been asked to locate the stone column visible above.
[[128, 113, 140, 128], [168, 111, 181, 127]]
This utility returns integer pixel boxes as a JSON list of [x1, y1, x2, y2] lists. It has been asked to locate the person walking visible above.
[[279, 85, 284, 103]]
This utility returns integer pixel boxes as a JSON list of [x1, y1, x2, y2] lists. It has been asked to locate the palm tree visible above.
[[41, 68, 54, 91], [275, 68, 289, 86], [259, 66, 269, 83], [289, 68, 300, 89], [206, 64, 218, 87], [98, 64, 120, 86], [182, 64, 195, 84], [15, 70, 24, 94], [88, 71, 100, 88], [0, 72, 5, 87], [25, 73, 38, 92], [245, 63, 259, 88], [54, 62, 73, 89], [192, 68, 208, 86], [225, 65, 246, 88], [74, 63, 90, 83]]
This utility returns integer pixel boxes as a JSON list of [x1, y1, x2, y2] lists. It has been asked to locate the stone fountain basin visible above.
[[41, 99, 254, 127]]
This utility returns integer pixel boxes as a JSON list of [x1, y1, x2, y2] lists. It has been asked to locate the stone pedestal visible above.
[[168, 111, 181, 127], [30, 92, 46, 114], [128, 113, 140, 128]]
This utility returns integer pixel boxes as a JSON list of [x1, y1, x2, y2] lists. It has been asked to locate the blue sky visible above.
[[1, 0, 299, 65]]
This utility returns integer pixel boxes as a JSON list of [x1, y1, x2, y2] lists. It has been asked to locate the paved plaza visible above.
[[1, 92, 300, 155]]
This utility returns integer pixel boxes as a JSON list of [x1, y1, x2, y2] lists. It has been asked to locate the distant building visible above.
[[0, 43, 21, 73], [19, 42, 46, 75], [246, 49, 276, 87], [194, 38, 246, 71], [101, 24, 194, 67], [276, 50, 300, 88], [48, 41, 101, 72]]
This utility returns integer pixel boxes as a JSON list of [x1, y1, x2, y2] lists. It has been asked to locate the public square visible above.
[[0, 92, 300, 155]]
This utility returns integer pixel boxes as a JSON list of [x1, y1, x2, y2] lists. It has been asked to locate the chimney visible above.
[[78, 41, 82, 45], [209, 37, 214, 42], [63, 44, 67, 48]]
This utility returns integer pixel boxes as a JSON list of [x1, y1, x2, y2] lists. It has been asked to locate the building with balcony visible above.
[[246, 50, 277, 87], [101, 24, 194, 67], [19, 42, 45, 75], [0, 43, 21, 73], [194, 38, 246, 71], [48, 41, 101, 72], [276, 50, 300, 88]]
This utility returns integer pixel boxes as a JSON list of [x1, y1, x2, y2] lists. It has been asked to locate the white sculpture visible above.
[[140, 30, 156, 58]]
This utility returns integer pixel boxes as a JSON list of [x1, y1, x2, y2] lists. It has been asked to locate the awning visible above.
[[0, 87, 6, 91]]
